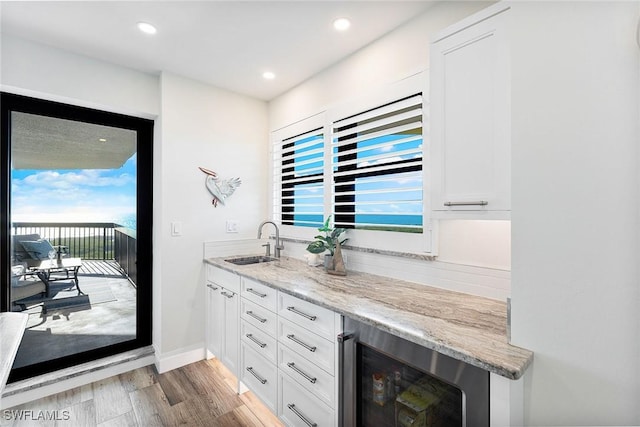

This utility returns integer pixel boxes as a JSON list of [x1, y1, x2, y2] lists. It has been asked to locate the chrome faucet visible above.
[[257, 220, 284, 258]]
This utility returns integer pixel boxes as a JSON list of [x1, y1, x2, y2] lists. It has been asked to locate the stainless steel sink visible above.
[[224, 255, 277, 265]]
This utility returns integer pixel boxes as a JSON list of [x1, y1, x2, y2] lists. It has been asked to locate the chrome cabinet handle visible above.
[[246, 310, 267, 323], [246, 287, 267, 298], [287, 306, 316, 321], [246, 367, 267, 384], [220, 291, 234, 298], [287, 404, 317, 427], [245, 333, 267, 348], [444, 201, 488, 206], [206, 283, 219, 290], [286, 334, 316, 352], [287, 362, 317, 384]]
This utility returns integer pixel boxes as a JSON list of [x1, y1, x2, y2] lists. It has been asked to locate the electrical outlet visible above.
[[226, 220, 239, 233]]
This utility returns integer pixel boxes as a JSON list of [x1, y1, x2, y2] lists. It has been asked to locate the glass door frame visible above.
[[0, 92, 153, 381]]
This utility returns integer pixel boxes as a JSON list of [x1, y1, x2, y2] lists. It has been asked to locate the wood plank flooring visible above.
[[1, 358, 283, 427]]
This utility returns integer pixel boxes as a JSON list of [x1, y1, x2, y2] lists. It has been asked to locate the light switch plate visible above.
[[171, 221, 183, 236], [226, 220, 239, 233]]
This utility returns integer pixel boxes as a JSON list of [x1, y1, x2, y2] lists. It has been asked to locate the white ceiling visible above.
[[0, 1, 436, 101]]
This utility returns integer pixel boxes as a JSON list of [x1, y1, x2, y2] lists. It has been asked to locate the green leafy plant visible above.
[[306, 216, 348, 256]]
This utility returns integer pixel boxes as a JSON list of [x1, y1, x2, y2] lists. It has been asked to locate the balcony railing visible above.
[[11, 222, 136, 285]]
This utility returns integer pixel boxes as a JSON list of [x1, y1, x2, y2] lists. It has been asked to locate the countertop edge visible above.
[[204, 257, 533, 380]]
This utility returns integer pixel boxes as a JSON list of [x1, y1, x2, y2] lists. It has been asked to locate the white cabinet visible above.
[[430, 4, 511, 219], [205, 265, 240, 380], [240, 277, 280, 413], [279, 373, 335, 427], [277, 293, 340, 427], [232, 278, 341, 426]]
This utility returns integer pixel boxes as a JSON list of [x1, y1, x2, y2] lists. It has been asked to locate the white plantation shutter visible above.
[[272, 126, 324, 228], [331, 94, 423, 232]]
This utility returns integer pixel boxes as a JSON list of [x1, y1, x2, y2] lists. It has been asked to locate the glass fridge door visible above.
[[358, 343, 463, 427]]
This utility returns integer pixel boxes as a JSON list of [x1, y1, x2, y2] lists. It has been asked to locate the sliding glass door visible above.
[[1, 93, 153, 381]]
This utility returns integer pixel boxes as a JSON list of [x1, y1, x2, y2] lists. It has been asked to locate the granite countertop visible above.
[[0, 312, 28, 396], [204, 256, 533, 380]]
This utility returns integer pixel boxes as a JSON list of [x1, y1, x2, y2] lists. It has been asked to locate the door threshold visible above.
[[1, 346, 154, 408]]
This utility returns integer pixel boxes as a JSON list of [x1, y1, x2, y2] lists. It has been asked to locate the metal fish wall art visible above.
[[199, 167, 241, 207]]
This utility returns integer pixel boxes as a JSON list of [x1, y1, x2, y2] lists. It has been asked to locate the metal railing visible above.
[[11, 222, 136, 284], [114, 227, 137, 286]]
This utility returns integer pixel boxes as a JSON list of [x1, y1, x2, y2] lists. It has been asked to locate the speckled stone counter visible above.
[[204, 256, 533, 380]]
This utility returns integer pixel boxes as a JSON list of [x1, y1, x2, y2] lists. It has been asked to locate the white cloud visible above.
[[11, 169, 136, 223]]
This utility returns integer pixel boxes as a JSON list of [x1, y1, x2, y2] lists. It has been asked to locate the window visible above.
[[271, 73, 431, 253], [332, 94, 423, 233], [272, 114, 326, 231]]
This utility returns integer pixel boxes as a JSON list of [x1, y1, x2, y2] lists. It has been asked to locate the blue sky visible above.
[[292, 131, 423, 228], [11, 154, 137, 223]]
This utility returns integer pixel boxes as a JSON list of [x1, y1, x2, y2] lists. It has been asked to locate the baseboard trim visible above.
[[1, 346, 155, 410], [154, 343, 205, 374]]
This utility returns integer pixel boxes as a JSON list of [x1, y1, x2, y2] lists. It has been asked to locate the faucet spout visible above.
[[257, 220, 284, 258]]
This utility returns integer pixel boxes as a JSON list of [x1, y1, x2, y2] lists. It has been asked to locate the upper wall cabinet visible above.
[[430, 4, 510, 219]]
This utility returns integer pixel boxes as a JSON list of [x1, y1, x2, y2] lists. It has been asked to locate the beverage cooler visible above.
[[339, 317, 489, 427]]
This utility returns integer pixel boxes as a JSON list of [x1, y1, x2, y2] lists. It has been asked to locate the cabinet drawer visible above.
[[241, 299, 278, 337], [241, 342, 277, 413], [242, 277, 278, 312], [207, 266, 240, 294], [279, 344, 335, 408], [278, 293, 335, 341], [278, 318, 334, 375], [241, 320, 277, 364], [279, 373, 335, 427]]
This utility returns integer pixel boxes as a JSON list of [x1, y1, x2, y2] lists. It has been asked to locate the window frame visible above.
[[270, 72, 432, 254], [270, 112, 329, 240], [332, 93, 425, 234], [0, 92, 153, 381]]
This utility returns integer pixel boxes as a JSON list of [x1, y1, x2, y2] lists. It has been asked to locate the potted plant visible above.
[[306, 216, 348, 269]]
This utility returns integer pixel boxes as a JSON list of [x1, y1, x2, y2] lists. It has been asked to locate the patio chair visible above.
[[12, 233, 69, 262], [11, 263, 47, 309]]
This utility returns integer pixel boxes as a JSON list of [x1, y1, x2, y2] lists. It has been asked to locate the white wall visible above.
[[509, 2, 640, 425], [155, 72, 268, 359], [268, 1, 513, 299], [0, 34, 159, 118]]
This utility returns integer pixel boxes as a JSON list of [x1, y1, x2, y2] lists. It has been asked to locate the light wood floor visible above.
[[2, 358, 283, 427]]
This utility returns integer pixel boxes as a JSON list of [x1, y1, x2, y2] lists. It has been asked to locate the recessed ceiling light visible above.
[[333, 17, 351, 31], [98, 138, 107, 143], [137, 22, 157, 35], [262, 71, 276, 80]]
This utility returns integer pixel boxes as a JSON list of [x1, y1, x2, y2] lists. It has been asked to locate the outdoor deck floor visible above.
[[11, 260, 136, 370]]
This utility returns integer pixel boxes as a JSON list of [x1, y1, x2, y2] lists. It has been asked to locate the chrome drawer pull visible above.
[[287, 306, 317, 321], [246, 367, 267, 384], [246, 310, 267, 323], [246, 287, 267, 298], [220, 291, 234, 298], [287, 403, 317, 427], [287, 362, 317, 384], [245, 333, 267, 348], [286, 334, 316, 352], [206, 283, 219, 290], [444, 200, 488, 206]]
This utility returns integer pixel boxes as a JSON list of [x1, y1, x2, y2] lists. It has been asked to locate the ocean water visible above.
[[115, 214, 137, 230], [292, 214, 422, 228]]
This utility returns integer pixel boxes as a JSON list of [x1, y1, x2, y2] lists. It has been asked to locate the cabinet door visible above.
[[430, 6, 510, 218], [279, 373, 335, 427], [206, 282, 223, 358], [221, 288, 240, 377]]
